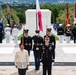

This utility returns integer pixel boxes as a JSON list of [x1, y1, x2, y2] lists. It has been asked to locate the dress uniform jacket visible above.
[[57, 27, 64, 35], [15, 50, 29, 69], [41, 43, 55, 63], [12, 28, 19, 43], [5, 27, 11, 43], [21, 36, 32, 51], [12, 28, 19, 36], [72, 27, 76, 37], [41, 44, 55, 75], [65, 28, 71, 36], [32, 35, 43, 51], [5, 27, 11, 35], [44, 35, 56, 59], [49, 35, 56, 50]]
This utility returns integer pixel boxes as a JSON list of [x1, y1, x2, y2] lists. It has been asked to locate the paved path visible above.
[[0, 25, 76, 75], [0, 40, 76, 75]]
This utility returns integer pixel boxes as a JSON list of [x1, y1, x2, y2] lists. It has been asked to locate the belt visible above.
[[34, 43, 42, 45], [25, 43, 31, 46]]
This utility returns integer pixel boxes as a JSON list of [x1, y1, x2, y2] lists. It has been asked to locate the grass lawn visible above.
[[18, 34, 23, 40], [52, 33, 59, 40], [18, 33, 59, 40]]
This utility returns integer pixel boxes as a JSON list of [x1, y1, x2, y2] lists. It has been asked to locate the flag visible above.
[[74, 3, 76, 24], [6, 3, 10, 14], [6, 3, 10, 24], [36, 0, 43, 31], [66, 3, 70, 26]]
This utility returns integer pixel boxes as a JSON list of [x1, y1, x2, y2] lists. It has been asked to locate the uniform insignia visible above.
[[52, 42, 54, 45], [49, 46, 52, 50], [29, 43, 31, 46], [42, 46, 45, 50], [25, 43, 28, 45]]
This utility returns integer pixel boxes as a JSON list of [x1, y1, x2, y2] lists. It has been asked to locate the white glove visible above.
[[52, 62, 54, 65]]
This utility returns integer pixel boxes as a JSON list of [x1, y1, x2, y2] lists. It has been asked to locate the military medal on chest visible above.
[[49, 46, 52, 51], [42, 46, 45, 53], [26, 43, 27, 45], [36, 38, 39, 50], [25, 40, 27, 45]]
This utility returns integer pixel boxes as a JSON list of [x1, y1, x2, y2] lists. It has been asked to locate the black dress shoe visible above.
[[35, 68, 37, 70], [35, 68, 39, 71], [26, 67, 28, 70]]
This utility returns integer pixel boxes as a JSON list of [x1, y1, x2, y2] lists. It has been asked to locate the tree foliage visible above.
[[2, 8, 19, 26], [56, 5, 74, 28], [1, 3, 75, 27]]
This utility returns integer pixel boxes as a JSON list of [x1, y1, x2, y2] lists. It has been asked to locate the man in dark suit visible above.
[[32, 30, 43, 70], [40, 35, 55, 75]]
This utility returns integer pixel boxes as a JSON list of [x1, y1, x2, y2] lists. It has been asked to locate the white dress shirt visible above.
[[15, 50, 29, 69]]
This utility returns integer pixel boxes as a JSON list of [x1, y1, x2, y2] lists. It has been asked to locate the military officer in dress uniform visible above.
[[65, 24, 71, 43], [57, 24, 64, 43], [5, 24, 11, 43], [32, 30, 43, 70], [21, 29, 32, 56], [45, 28, 56, 52], [12, 25, 19, 43], [40, 35, 55, 75]]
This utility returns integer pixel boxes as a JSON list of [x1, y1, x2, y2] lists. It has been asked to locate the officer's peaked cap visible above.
[[47, 28, 52, 32], [67, 24, 70, 27], [7, 24, 9, 26], [35, 30, 40, 33], [14, 25, 16, 26], [59, 24, 62, 26], [24, 29, 29, 33], [44, 35, 50, 40]]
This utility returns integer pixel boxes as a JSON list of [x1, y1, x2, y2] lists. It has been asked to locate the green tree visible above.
[[17, 13, 25, 23], [56, 6, 74, 28], [2, 8, 19, 26]]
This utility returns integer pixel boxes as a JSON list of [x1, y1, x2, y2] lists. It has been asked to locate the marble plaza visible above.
[[0, 40, 76, 75]]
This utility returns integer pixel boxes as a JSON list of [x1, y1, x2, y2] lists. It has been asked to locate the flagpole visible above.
[[36, 11, 38, 30], [46, 25, 47, 35], [36, 0, 43, 31]]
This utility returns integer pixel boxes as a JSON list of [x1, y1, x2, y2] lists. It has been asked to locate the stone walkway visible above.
[[0, 40, 76, 75], [1, 66, 76, 75], [0, 25, 76, 75]]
